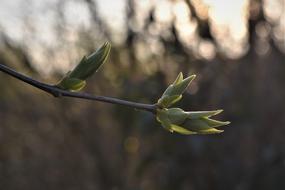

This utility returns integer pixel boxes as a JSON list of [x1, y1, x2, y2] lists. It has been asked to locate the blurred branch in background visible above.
[[0, 0, 285, 189]]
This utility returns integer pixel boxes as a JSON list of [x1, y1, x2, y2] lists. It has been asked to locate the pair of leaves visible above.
[[157, 72, 196, 108]]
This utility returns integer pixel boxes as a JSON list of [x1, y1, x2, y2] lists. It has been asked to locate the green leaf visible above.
[[170, 124, 197, 135], [157, 95, 182, 108], [187, 110, 223, 119], [173, 72, 183, 85], [202, 117, 231, 128], [194, 128, 224, 134], [56, 77, 86, 91], [183, 119, 224, 134]]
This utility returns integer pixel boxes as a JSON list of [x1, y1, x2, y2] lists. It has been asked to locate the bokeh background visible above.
[[0, 0, 285, 189]]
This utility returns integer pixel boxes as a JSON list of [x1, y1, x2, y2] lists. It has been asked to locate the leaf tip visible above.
[[224, 121, 231, 125], [173, 72, 184, 85], [214, 109, 224, 115]]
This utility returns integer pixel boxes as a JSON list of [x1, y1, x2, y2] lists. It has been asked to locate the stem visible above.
[[0, 63, 157, 113]]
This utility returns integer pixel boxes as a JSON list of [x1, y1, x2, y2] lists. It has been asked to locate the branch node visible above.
[[52, 91, 62, 97]]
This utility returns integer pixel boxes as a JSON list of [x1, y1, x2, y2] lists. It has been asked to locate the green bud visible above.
[[56, 42, 111, 91], [156, 107, 230, 135], [156, 109, 174, 132], [69, 42, 111, 80], [157, 73, 196, 108]]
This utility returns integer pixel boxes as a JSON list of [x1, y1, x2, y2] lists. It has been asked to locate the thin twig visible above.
[[0, 63, 157, 113]]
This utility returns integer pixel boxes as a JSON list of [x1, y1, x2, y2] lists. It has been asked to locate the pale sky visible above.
[[0, 0, 284, 73]]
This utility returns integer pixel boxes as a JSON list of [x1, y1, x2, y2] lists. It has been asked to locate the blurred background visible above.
[[0, 0, 285, 189]]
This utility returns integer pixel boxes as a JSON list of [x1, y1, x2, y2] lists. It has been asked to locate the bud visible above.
[[156, 108, 230, 135], [69, 42, 111, 80], [56, 42, 111, 91], [157, 72, 196, 108]]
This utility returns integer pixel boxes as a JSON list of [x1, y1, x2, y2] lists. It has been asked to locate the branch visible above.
[[0, 63, 230, 135], [0, 63, 157, 113]]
